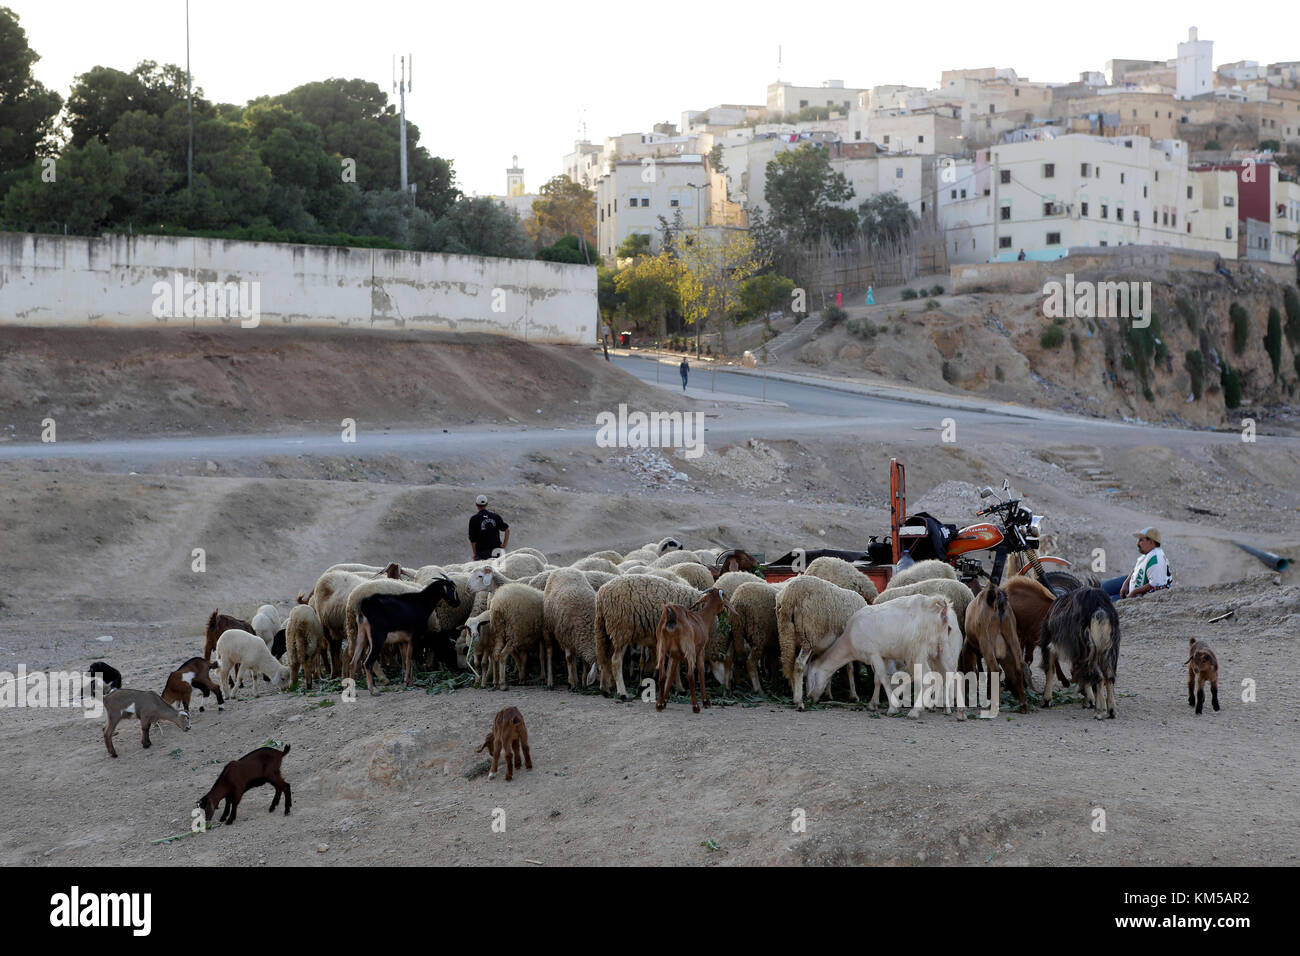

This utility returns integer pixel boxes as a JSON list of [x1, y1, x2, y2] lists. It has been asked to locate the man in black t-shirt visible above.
[[468, 494, 510, 561]]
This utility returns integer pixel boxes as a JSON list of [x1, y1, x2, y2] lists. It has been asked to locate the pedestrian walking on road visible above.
[[866, 285, 874, 305], [679, 358, 689, 391]]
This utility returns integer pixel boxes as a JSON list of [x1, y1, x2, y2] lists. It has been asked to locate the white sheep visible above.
[[730, 580, 780, 693], [885, 559, 958, 590], [582, 570, 617, 591], [874, 578, 974, 636], [805, 594, 964, 719], [542, 568, 599, 690], [468, 566, 511, 596], [671, 562, 716, 591], [593, 574, 705, 699], [455, 612, 494, 682], [487, 583, 546, 688], [285, 604, 326, 690], [307, 569, 371, 677], [216, 629, 290, 698], [804, 556, 879, 603], [584, 550, 624, 564], [570, 556, 621, 575], [654, 537, 684, 555], [652, 550, 703, 569], [776, 574, 867, 710], [494, 551, 546, 580], [250, 604, 281, 649], [713, 570, 767, 596]]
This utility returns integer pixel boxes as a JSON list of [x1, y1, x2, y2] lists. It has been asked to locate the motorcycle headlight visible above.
[[1029, 514, 1043, 536]]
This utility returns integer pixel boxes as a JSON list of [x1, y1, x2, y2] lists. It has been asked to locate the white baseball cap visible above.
[[475, 494, 488, 506]]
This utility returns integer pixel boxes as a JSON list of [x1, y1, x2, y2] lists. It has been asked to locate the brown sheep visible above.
[[477, 707, 532, 781], [204, 610, 252, 663]]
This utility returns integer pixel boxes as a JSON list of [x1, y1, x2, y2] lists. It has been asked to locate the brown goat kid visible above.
[[161, 657, 225, 713], [197, 744, 292, 825], [103, 689, 191, 758], [477, 707, 532, 781], [1186, 638, 1220, 714], [655, 587, 733, 713], [204, 610, 252, 663], [963, 584, 1027, 713]]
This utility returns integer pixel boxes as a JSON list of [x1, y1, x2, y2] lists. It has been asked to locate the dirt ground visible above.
[[1, 328, 1298, 866]]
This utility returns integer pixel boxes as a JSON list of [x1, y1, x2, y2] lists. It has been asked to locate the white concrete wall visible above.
[[0, 232, 597, 343]]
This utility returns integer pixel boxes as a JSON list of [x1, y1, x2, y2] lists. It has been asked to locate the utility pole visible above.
[[186, 0, 193, 192], [394, 55, 412, 194]]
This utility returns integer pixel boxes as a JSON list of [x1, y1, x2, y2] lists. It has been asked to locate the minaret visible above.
[[507, 155, 525, 197]]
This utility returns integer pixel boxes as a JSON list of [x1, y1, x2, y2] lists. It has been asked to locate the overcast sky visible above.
[[10, 1, 1296, 197]]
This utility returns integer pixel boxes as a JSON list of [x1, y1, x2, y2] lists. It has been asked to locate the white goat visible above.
[[805, 594, 964, 719]]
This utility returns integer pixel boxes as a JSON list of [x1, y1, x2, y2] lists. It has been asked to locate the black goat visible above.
[[271, 627, 286, 660], [352, 576, 459, 693], [88, 662, 122, 697], [1039, 587, 1120, 719]]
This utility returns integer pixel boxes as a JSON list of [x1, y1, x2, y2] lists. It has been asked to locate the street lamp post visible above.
[[687, 182, 709, 359]]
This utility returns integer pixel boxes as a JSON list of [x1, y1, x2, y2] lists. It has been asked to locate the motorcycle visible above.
[[899, 479, 1084, 596]]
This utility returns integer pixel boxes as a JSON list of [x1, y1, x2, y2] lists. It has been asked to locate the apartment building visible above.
[[595, 158, 710, 258], [767, 79, 866, 117], [563, 141, 604, 187], [939, 133, 1216, 262], [848, 110, 964, 154]]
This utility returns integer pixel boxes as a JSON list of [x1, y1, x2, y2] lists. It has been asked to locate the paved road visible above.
[[1, 355, 1292, 468]]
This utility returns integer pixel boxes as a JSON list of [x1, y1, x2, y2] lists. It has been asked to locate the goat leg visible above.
[[141, 719, 153, 749]]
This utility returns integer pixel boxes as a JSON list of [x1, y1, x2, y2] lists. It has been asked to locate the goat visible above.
[[476, 707, 532, 781], [654, 587, 733, 713], [1040, 587, 1120, 719], [714, 549, 760, 576], [352, 576, 459, 693], [161, 656, 225, 713], [197, 744, 291, 825], [1186, 638, 1220, 714], [270, 627, 287, 660], [204, 610, 252, 662], [963, 584, 1027, 713], [806, 594, 962, 718], [87, 662, 122, 697], [102, 689, 190, 758]]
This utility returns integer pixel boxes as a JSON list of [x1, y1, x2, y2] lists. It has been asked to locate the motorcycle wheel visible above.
[[1042, 570, 1084, 597]]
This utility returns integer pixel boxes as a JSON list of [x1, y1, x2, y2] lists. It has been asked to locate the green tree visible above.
[[0, 6, 63, 177], [536, 233, 595, 264], [2, 138, 124, 232], [859, 192, 918, 243], [419, 197, 532, 259], [674, 228, 765, 354], [616, 232, 651, 259], [614, 251, 679, 337], [1265, 306, 1283, 379], [762, 143, 855, 247], [527, 175, 596, 250], [736, 273, 795, 326]]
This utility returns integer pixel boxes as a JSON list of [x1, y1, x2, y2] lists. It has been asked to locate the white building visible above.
[[938, 133, 1229, 262], [563, 141, 604, 187], [767, 79, 866, 117], [595, 158, 711, 258], [1177, 26, 1214, 100]]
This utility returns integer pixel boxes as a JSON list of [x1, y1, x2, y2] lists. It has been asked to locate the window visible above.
[[1171, 213, 1176, 227], [918, 135, 925, 143], [1096, 166, 1101, 178], [1120, 173, 1125, 184], [628, 196, 637, 208], [1015, 88, 1020, 97], [599, 208, 604, 222], [1226, 226, 1233, 239], [921, 201, 926, 212], [1132, 109, 1138, 118], [1187, 186, 1193, 199], [951, 190, 957, 199], [854, 131, 861, 140], [960, 189, 967, 198], [1143, 185, 1148, 197], [895, 167, 903, 178], [1047, 232, 1061, 245], [989, 104, 996, 114], [1154, 172, 1159, 182], [1081, 162, 1091, 177], [1081, 201, 1089, 216], [1000, 169, 1011, 184], [670, 198, 679, 207], [1043, 163, 1055, 178], [1099, 240, 1108, 246], [1152, 209, 1158, 224], [799, 99, 808, 108], [1224, 196, 1235, 207], [1116, 206, 1124, 220], [883, 134, 890, 144], [1043, 201, 1055, 216], [1162, 211, 1168, 225], [1186, 222, 1192, 233], [1101, 204, 1108, 219], [1000, 206, 1011, 220], [999, 236, 1012, 248]]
